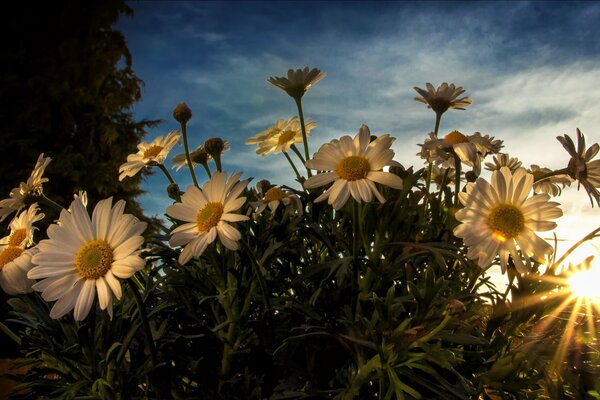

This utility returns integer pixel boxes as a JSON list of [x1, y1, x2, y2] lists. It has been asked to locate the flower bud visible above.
[[204, 137, 226, 158], [447, 299, 466, 316], [172, 102, 192, 124], [256, 179, 272, 194], [166, 183, 181, 201], [190, 147, 210, 164]]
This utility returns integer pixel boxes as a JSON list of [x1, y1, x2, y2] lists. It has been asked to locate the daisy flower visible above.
[[304, 125, 403, 210], [431, 165, 456, 189], [166, 172, 249, 265], [485, 154, 523, 174], [0, 204, 44, 295], [254, 186, 303, 216], [118, 130, 181, 181], [414, 82, 472, 115], [28, 198, 147, 320], [267, 67, 326, 100], [454, 167, 562, 273], [529, 164, 572, 197], [419, 130, 479, 170], [0, 154, 51, 221], [246, 117, 316, 156], [557, 129, 600, 206]]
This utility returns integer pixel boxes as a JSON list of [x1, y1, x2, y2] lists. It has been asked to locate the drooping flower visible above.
[[172, 143, 231, 171], [485, 154, 523, 174], [414, 82, 472, 115], [0, 204, 44, 295], [557, 129, 600, 206], [28, 198, 147, 320], [166, 172, 249, 265], [254, 186, 303, 216], [246, 117, 316, 156], [454, 167, 562, 273], [0, 154, 51, 221], [529, 164, 573, 197], [304, 125, 403, 210], [419, 130, 501, 176], [267, 67, 326, 100], [118, 130, 181, 181]]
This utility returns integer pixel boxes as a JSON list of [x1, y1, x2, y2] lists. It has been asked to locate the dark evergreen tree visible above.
[[0, 0, 159, 218]]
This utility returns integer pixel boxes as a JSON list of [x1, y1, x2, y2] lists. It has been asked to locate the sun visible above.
[[567, 258, 600, 301]]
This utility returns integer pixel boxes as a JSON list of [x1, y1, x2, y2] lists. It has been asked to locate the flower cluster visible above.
[[2, 68, 600, 399]]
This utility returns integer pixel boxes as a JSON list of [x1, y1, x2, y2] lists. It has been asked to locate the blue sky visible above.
[[117, 1, 600, 258]]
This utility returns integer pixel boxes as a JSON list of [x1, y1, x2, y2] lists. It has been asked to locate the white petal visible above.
[[73, 279, 96, 321], [367, 171, 403, 189], [304, 172, 337, 189]]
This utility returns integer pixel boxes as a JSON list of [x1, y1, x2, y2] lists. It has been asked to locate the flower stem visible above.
[[433, 112, 442, 136], [180, 122, 199, 188], [0, 322, 21, 345], [39, 194, 64, 211], [533, 167, 570, 182], [202, 162, 212, 179], [127, 279, 157, 367], [290, 144, 306, 165], [157, 163, 176, 185], [293, 97, 312, 177], [453, 154, 462, 207], [553, 225, 600, 270], [283, 151, 303, 183]]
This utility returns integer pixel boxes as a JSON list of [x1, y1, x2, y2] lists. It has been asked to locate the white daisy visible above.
[[484, 154, 523, 174], [0, 154, 51, 221], [454, 167, 563, 273], [28, 198, 147, 320], [246, 117, 316, 156], [528, 164, 572, 197], [254, 186, 303, 216], [118, 130, 181, 181], [0, 204, 44, 295], [166, 172, 249, 265], [304, 125, 403, 210], [414, 82, 472, 115], [267, 67, 326, 99]]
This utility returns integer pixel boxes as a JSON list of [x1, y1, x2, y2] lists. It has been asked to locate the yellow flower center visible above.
[[143, 145, 164, 159], [444, 130, 469, 145], [0, 246, 24, 270], [8, 228, 27, 246], [264, 187, 287, 202], [75, 239, 113, 280], [336, 156, 370, 181], [487, 204, 525, 241], [278, 130, 296, 145], [196, 202, 224, 232]]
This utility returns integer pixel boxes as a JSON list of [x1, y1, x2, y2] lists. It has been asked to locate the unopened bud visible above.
[[465, 171, 478, 182], [256, 179, 272, 194], [190, 147, 210, 164], [166, 183, 181, 200], [204, 137, 226, 158], [447, 299, 466, 316], [172, 102, 192, 124]]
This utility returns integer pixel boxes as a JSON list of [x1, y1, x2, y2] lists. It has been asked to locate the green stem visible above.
[[553, 226, 600, 270], [293, 97, 312, 177], [213, 156, 223, 173], [290, 144, 306, 165], [409, 314, 452, 348], [283, 151, 303, 183], [127, 279, 157, 367], [433, 112, 442, 136], [180, 122, 199, 188], [157, 163, 176, 185], [533, 167, 570, 182], [453, 154, 462, 207], [39, 194, 64, 211], [0, 322, 21, 345], [201, 162, 212, 179]]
